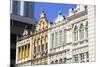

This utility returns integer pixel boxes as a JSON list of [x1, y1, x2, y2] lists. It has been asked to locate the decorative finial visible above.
[[58, 11, 61, 15], [40, 10, 45, 18]]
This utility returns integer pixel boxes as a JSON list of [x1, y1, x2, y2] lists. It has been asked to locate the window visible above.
[[41, 44, 44, 52], [59, 59, 62, 64], [74, 26, 78, 41], [85, 22, 88, 38], [51, 61, 54, 64], [55, 32, 58, 47], [80, 53, 85, 62], [74, 55, 78, 63], [63, 58, 67, 63], [64, 29, 67, 44], [55, 60, 58, 64], [45, 43, 48, 50], [34, 40, 36, 54], [12, 1, 20, 15], [41, 37, 44, 52], [34, 46, 36, 54], [24, 2, 34, 17], [79, 24, 84, 40], [86, 52, 89, 62], [38, 45, 40, 52], [59, 31, 62, 45]]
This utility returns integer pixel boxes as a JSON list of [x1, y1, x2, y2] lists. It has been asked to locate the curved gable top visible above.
[[54, 11, 66, 23], [35, 11, 48, 32]]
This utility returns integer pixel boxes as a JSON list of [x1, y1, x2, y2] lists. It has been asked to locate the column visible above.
[[30, 37, 32, 58], [36, 40, 38, 54], [22, 46, 24, 59], [25, 45, 26, 58], [17, 47, 19, 60], [40, 38, 42, 52], [28, 44, 30, 57], [20, 46, 21, 59], [26, 44, 28, 58], [78, 54, 80, 63], [23, 46, 25, 59]]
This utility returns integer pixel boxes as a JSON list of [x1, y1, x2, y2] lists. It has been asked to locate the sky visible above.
[[34, 2, 77, 22]]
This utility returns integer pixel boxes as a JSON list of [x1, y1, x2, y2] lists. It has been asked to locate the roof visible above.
[[10, 14, 37, 25]]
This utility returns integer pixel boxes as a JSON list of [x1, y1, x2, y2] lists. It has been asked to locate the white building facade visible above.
[[48, 5, 96, 64]]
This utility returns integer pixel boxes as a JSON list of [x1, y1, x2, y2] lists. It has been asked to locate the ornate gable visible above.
[[35, 11, 48, 32]]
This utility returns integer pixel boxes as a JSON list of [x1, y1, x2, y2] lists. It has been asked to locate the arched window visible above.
[[55, 60, 58, 64], [38, 38, 40, 52], [41, 37, 44, 52], [63, 58, 67, 63], [85, 22, 88, 38], [59, 59, 62, 64], [51, 61, 54, 64], [79, 24, 84, 40], [74, 26, 78, 41], [44, 35, 48, 51], [34, 40, 36, 54]]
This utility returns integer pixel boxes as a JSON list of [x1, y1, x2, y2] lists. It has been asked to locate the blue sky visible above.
[[34, 2, 77, 22]]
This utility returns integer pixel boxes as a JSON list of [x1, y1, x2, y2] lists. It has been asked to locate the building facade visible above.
[[16, 11, 49, 66], [31, 11, 48, 65], [48, 5, 95, 64], [15, 5, 95, 66]]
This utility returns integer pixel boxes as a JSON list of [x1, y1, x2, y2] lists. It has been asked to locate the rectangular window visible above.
[[12, 1, 20, 15], [59, 31, 62, 46], [64, 29, 67, 44], [55, 32, 58, 47], [24, 2, 34, 17], [86, 52, 89, 62], [80, 53, 85, 62], [74, 55, 78, 62]]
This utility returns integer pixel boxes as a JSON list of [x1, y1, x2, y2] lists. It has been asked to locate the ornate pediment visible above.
[[35, 11, 48, 32]]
